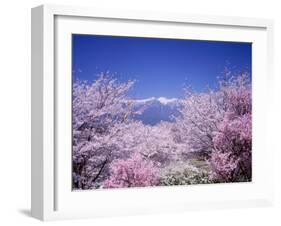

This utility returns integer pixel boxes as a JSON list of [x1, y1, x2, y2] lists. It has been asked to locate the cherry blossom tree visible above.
[[72, 73, 137, 189], [126, 121, 181, 166], [103, 153, 160, 188], [210, 74, 252, 182], [210, 114, 252, 182], [175, 73, 252, 182]]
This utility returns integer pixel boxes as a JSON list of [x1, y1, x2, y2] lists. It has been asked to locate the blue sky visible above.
[[72, 34, 251, 99]]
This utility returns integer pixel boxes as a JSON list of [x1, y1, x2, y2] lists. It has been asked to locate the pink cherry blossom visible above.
[[103, 153, 160, 188]]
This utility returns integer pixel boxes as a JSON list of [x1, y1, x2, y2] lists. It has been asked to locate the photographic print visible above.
[[72, 35, 252, 190]]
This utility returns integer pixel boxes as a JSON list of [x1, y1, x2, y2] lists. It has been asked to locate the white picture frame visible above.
[[31, 4, 274, 221]]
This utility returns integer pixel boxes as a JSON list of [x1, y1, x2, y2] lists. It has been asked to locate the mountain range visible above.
[[132, 97, 182, 125]]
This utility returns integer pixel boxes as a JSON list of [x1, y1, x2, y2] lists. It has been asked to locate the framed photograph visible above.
[[31, 4, 274, 221]]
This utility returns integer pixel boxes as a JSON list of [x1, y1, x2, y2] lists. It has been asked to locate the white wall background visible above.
[[0, 0, 280, 225]]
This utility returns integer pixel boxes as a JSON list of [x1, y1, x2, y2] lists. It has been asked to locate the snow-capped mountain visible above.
[[134, 97, 178, 105], [132, 97, 182, 125]]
